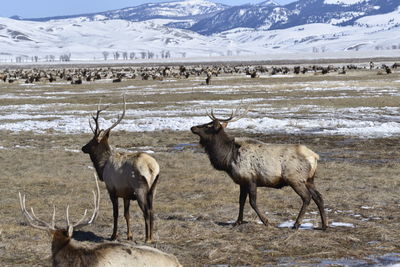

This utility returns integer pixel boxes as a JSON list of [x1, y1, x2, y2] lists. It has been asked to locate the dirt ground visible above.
[[0, 63, 399, 266]]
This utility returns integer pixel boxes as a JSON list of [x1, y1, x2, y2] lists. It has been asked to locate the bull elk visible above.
[[82, 96, 160, 243], [191, 107, 327, 230], [19, 174, 181, 267]]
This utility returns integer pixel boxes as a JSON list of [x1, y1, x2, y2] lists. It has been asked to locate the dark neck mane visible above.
[[202, 131, 238, 173], [90, 148, 112, 181]]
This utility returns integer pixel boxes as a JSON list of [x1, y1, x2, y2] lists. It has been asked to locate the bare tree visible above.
[[102, 51, 109, 61]]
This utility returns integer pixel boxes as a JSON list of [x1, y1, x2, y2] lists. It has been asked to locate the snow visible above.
[[324, 0, 365, 6], [0, 10, 400, 61], [278, 220, 314, 229], [330, 222, 355, 228], [1, 88, 399, 137], [356, 7, 400, 26]]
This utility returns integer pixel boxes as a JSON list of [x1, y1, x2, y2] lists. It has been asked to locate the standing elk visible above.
[[19, 174, 181, 267], [191, 108, 327, 230], [82, 96, 160, 243]]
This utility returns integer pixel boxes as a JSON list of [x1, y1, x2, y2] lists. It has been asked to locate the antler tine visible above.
[[66, 205, 70, 227], [206, 108, 234, 122], [18, 192, 56, 231], [224, 105, 250, 123], [105, 95, 126, 133], [89, 118, 96, 134], [206, 105, 250, 123], [206, 109, 216, 120], [72, 173, 100, 229], [89, 98, 110, 135]]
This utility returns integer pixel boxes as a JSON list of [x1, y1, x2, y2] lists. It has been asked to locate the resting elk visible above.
[[19, 174, 181, 267], [82, 96, 160, 242], [191, 108, 327, 230]]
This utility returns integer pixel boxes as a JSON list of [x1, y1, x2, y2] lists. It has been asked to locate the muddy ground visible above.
[[0, 64, 399, 266]]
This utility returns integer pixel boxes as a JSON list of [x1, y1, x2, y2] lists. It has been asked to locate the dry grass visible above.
[[0, 65, 399, 266]]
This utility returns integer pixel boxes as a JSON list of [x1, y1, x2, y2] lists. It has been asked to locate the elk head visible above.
[[19, 174, 100, 255], [191, 106, 249, 145], [81, 95, 126, 156]]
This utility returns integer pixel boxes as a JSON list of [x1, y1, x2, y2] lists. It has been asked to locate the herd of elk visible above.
[[191, 108, 327, 230], [3, 61, 398, 84], [19, 174, 182, 267], [18, 93, 332, 265], [81, 95, 160, 243]]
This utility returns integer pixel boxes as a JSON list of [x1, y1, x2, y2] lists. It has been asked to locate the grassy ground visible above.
[[0, 65, 399, 266]]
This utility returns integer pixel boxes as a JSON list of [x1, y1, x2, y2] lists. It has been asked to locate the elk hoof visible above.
[[110, 234, 118, 241], [292, 223, 300, 230], [232, 220, 243, 227], [145, 238, 155, 244], [316, 225, 328, 231], [127, 235, 133, 240], [260, 216, 269, 226]]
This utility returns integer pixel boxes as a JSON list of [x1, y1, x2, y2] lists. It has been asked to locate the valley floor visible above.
[[0, 64, 399, 266]]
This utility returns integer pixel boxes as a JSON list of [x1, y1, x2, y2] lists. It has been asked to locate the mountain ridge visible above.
[[1, 0, 399, 61]]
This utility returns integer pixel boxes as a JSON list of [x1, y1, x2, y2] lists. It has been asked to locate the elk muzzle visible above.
[[81, 144, 90, 154]]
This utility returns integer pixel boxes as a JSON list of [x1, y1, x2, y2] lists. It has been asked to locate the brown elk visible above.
[[82, 96, 160, 243], [191, 108, 327, 230], [19, 174, 182, 267]]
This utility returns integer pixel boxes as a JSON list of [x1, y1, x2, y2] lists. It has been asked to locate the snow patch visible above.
[[331, 222, 355, 228], [278, 220, 315, 230]]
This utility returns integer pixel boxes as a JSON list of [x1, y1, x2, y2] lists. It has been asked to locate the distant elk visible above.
[[19, 175, 181, 267], [191, 108, 327, 230], [82, 96, 160, 243]]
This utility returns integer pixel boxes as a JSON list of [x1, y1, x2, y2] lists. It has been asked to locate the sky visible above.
[[0, 0, 296, 18]]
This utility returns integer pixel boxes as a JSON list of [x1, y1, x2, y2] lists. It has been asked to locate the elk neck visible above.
[[89, 144, 112, 181], [51, 231, 72, 260], [202, 130, 239, 173]]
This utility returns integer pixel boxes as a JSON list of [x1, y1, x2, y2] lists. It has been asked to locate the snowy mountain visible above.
[[1, 0, 400, 61], [18, 0, 228, 23], [190, 0, 400, 35]]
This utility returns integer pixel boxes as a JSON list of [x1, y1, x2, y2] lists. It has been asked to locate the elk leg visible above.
[[290, 181, 311, 229], [137, 191, 151, 243], [233, 185, 248, 226], [248, 182, 268, 226], [109, 193, 119, 240], [123, 198, 133, 240], [147, 192, 154, 241], [306, 181, 327, 230], [147, 174, 159, 241]]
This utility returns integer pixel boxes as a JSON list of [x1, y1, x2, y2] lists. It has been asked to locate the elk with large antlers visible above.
[[191, 107, 327, 230], [19, 174, 182, 267], [82, 96, 160, 243]]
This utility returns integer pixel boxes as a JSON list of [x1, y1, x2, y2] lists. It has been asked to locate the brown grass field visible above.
[[0, 62, 399, 266]]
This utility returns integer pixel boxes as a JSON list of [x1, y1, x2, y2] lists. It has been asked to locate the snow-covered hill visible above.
[[19, 0, 228, 23], [1, 0, 400, 61]]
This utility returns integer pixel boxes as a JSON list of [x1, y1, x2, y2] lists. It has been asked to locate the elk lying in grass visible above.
[[191, 108, 327, 230], [82, 96, 160, 242], [19, 174, 182, 267]]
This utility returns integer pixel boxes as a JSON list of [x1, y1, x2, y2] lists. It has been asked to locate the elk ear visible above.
[[47, 229, 57, 238], [103, 129, 111, 139], [221, 122, 228, 128], [98, 130, 110, 142]]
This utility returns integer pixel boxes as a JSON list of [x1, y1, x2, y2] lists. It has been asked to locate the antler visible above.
[[89, 98, 110, 135], [206, 105, 250, 123], [89, 95, 126, 135], [104, 94, 126, 133], [66, 173, 100, 229], [19, 192, 57, 231], [19, 173, 100, 232]]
